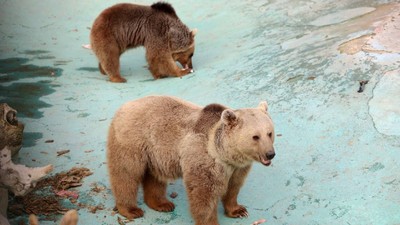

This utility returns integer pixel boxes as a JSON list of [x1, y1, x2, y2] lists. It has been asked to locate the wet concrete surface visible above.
[[0, 0, 399, 224]]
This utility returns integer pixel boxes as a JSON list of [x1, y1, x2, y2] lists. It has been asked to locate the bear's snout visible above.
[[266, 152, 275, 160], [259, 148, 275, 166], [259, 149, 275, 166]]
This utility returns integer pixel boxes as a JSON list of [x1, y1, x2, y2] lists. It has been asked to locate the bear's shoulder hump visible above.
[[151, 2, 178, 18], [193, 104, 227, 134]]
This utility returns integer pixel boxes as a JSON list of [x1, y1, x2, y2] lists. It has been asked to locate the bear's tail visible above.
[[151, 2, 178, 18]]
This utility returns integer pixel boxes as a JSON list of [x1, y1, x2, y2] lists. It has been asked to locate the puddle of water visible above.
[[0, 81, 61, 118], [0, 58, 62, 82], [0, 57, 63, 118]]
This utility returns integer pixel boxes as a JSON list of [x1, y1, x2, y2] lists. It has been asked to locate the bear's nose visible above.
[[266, 152, 275, 160]]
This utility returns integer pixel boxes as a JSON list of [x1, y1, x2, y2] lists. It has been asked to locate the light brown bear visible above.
[[107, 96, 276, 225], [90, 2, 197, 83]]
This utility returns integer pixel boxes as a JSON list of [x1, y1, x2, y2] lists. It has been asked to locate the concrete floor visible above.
[[1, 0, 399, 224]]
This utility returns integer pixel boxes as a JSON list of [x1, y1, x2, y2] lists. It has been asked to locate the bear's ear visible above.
[[221, 109, 237, 125], [258, 101, 268, 112], [191, 28, 198, 37]]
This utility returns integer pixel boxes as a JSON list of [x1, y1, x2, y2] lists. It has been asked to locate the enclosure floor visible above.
[[1, 0, 399, 224]]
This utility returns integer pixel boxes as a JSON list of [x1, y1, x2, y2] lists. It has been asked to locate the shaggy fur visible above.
[[90, 2, 197, 82], [107, 96, 275, 225]]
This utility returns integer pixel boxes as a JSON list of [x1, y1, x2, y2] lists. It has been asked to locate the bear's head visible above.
[[215, 101, 275, 168], [170, 28, 197, 70]]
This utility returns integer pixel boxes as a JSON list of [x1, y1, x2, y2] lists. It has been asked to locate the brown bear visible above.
[[107, 96, 276, 225], [90, 2, 197, 83]]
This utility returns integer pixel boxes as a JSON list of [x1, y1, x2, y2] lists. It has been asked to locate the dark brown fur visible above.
[[151, 2, 178, 18], [193, 104, 227, 135], [90, 2, 197, 82]]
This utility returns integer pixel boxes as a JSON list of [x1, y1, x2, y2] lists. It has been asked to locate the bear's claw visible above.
[[226, 205, 249, 218], [109, 76, 127, 83], [152, 201, 175, 212], [117, 205, 144, 220]]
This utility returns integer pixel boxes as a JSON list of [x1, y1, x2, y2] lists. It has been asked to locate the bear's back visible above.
[[91, 2, 183, 50], [93, 3, 178, 30], [151, 2, 178, 19], [110, 96, 199, 143]]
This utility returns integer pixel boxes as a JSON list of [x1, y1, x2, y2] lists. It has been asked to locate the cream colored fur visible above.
[[107, 96, 275, 225], [29, 209, 78, 225]]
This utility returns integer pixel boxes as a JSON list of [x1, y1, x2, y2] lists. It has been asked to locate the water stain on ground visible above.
[[22, 132, 43, 148], [64, 97, 77, 101], [36, 55, 56, 60], [1, 81, 61, 118], [286, 74, 304, 83], [78, 113, 90, 118], [367, 162, 385, 172], [294, 175, 305, 187], [330, 206, 350, 219], [22, 50, 50, 55], [54, 60, 72, 66], [0, 57, 63, 118], [76, 67, 98, 72], [139, 78, 155, 82], [21, 49, 56, 60], [0, 58, 61, 82]]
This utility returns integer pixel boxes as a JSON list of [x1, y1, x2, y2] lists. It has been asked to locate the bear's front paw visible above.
[[178, 68, 193, 76], [225, 205, 249, 218], [109, 76, 127, 83], [117, 205, 144, 220], [151, 201, 175, 212]]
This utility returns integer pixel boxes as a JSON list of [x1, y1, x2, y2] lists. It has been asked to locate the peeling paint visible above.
[[310, 7, 376, 27], [369, 70, 400, 136]]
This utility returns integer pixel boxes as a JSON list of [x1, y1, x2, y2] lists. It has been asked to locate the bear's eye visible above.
[[268, 132, 272, 138], [252, 135, 260, 141]]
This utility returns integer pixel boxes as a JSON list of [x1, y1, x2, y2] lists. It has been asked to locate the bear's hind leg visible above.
[[143, 171, 175, 212], [99, 63, 106, 75], [97, 44, 126, 83], [109, 166, 144, 219]]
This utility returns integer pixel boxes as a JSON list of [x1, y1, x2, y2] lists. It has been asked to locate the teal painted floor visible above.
[[1, 0, 400, 224]]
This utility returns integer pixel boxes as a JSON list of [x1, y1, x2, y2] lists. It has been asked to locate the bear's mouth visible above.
[[259, 155, 272, 166]]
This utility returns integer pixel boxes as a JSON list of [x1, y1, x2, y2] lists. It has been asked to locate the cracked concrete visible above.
[[369, 70, 400, 136]]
